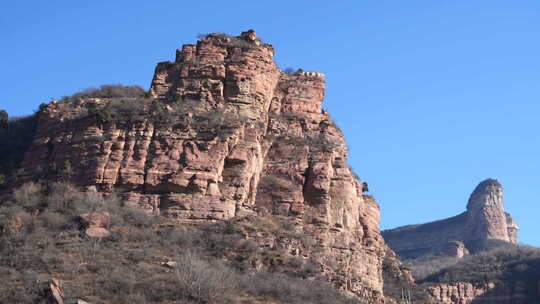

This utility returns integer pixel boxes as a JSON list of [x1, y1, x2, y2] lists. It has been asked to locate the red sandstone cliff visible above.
[[17, 30, 391, 302]]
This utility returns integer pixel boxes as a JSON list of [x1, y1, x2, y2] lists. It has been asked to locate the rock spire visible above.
[[383, 178, 518, 259]]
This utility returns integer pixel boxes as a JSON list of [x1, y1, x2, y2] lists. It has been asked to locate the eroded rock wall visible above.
[[17, 31, 389, 302]]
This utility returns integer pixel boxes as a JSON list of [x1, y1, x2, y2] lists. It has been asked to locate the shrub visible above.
[[241, 271, 360, 304], [62, 160, 72, 179], [406, 254, 460, 281], [41, 210, 68, 230], [65, 85, 145, 100], [284, 67, 296, 75], [0, 109, 7, 127], [228, 37, 257, 50], [165, 226, 203, 248], [0, 114, 38, 176], [362, 182, 369, 193], [198, 32, 234, 40], [98, 268, 136, 297], [121, 208, 157, 229], [259, 174, 295, 192], [175, 252, 238, 303], [98, 98, 147, 123], [13, 182, 44, 211], [46, 182, 100, 217]]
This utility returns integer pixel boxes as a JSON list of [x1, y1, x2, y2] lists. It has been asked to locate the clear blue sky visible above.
[[2, 1, 540, 245]]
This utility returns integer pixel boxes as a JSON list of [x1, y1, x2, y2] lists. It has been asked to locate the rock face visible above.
[[16, 31, 390, 302], [428, 281, 537, 304], [440, 240, 469, 258], [382, 179, 518, 259]]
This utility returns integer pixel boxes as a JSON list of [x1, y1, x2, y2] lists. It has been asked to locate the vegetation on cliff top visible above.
[[196, 32, 264, 50], [0, 85, 148, 187], [60, 84, 147, 100]]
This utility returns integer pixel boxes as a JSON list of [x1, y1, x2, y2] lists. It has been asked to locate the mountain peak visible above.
[[6, 31, 388, 303], [466, 178, 503, 211]]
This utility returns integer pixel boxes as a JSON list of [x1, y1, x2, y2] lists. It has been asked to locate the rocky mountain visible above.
[[3, 29, 534, 304], [383, 178, 518, 259], [1, 30, 409, 303]]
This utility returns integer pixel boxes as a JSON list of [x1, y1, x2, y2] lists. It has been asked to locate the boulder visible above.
[[79, 212, 110, 238]]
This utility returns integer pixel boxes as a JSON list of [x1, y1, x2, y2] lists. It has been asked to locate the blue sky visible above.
[[2, 1, 540, 245]]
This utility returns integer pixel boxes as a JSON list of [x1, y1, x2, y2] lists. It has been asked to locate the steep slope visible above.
[[10, 30, 393, 302], [0, 182, 367, 304], [383, 179, 518, 259]]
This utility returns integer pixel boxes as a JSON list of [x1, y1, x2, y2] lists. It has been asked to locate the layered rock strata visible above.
[[382, 179, 518, 259], [17, 30, 389, 302]]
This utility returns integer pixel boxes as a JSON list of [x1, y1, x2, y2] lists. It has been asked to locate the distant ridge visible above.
[[382, 178, 518, 259]]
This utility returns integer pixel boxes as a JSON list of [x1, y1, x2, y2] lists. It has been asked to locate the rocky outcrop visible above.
[[382, 179, 517, 259], [440, 241, 469, 258], [505, 212, 519, 244], [465, 179, 516, 243], [427, 281, 539, 304], [36, 278, 64, 304], [15, 30, 391, 302], [79, 212, 110, 238]]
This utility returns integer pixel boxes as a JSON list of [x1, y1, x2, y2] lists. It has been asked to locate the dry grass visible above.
[[0, 182, 363, 304]]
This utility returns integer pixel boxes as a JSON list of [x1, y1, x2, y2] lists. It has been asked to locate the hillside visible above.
[[422, 245, 540, 303], [0, 182, 368, 303]]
